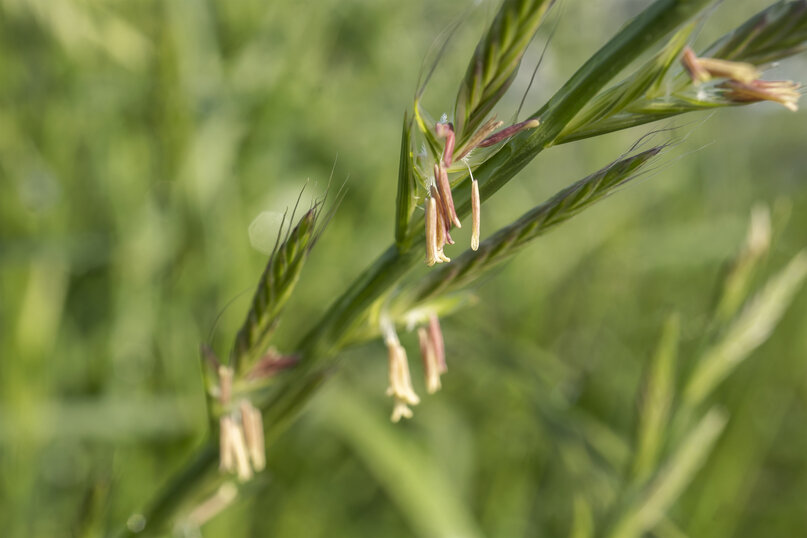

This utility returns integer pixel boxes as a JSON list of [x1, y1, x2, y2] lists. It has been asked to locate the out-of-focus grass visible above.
[[1, 0, 806, 536]]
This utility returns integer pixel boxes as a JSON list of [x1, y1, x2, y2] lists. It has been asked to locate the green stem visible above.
[[118, 443, 218, 537], [120, 0, 713, 534]]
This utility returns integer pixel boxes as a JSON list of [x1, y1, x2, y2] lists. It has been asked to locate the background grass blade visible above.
[[682, 250, 807, 411], [712, 204, 771, 326], [604, 409, 728, 538], [632, 314, 679, 483], [317, 382, 486, 538]]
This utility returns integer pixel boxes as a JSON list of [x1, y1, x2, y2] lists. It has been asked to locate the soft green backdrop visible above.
[[1, 0, 806, 536]]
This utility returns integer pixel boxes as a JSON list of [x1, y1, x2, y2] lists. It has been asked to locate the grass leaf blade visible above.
[[605, 409, 728, 538], [682, 250, 807, 410]]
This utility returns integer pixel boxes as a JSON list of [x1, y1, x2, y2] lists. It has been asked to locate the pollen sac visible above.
[[720, 79, 801, 112], [681, 46, 759, 85], [219, 415, 253, 482], [478, 118, 541, 148], [240, 400, 266, 472], [425, 197, 439, 266], [385, 336, 420, 422], [418, 327, 442, 394], [471, 179, 481, 251], [455, 117, 503, 162], [428, 314, 447, 374], [435, 162, 461, 229], [435, 122, 456, 166]]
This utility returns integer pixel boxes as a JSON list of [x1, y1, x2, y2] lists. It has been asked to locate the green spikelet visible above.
[[232, 205, 320, 372], [454, 0, 553, 143]]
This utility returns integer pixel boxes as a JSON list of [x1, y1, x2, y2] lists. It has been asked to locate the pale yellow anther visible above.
[[471, 178, 481, 251], [240, 400, 266, 472], [219, 416, 235, 473], [383, 324, 419, 422], [418, 327, 442, 394], [698, 57, 759, 83], [220, 415, 253, 482], [391, 399, 414, 422], [682, 46, 760, 85], [386, 341, 420, 406], [425, 197, 439, 266], [722, 79, 801, 111]]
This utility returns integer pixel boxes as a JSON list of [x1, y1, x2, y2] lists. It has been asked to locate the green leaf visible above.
[[317, 382, 486, 538]]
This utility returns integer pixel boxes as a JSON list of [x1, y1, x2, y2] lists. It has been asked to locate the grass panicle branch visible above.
[[602, 215, 807, 537], [559, 1, 807, 143], [399, 147, 662, 307], [119, 0, 807, 534]]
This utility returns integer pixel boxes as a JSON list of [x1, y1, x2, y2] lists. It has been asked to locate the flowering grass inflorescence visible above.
[[122, 1, 807, 535]]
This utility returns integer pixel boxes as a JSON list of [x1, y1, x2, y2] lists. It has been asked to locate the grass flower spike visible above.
[[112, 0, 807, 533], [216, 365, 267, 481]]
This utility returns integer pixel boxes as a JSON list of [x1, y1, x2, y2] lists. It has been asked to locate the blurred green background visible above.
[[2, 0, 806, 536]]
